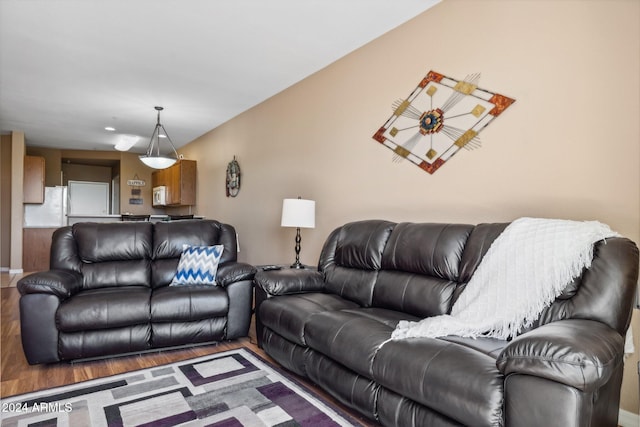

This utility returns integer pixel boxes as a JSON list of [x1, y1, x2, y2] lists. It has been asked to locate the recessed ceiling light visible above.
[[105, 126, 116, 132]]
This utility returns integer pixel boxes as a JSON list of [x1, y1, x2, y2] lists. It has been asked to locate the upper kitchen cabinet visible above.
[[23, 155, 45, 203], [152, 159, 196, 206]]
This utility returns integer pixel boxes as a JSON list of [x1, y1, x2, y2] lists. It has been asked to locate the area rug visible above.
[[0, 348, 364, 427]]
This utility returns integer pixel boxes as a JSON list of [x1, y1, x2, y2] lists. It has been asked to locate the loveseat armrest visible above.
[[216, 262, 257, 287], [17, 269, 83, 300], [255, 268, 324, 296], [496, 319, 624, 392]]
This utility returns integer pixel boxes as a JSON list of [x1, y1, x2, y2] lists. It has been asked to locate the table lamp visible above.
[[281, 197, 315, 268]]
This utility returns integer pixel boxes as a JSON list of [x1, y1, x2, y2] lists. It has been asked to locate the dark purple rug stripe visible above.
[[258, 381, 340, 427], [207, 417, 245, 427], [136, 410, 197, 427], [28, 418, 58, 427]]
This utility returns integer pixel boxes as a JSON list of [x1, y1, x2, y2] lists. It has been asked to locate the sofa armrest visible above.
[[216, 262, 257, 287], [496, 319, 624, 392], [17, 270, 83, 300], [255, 268, 324, 296]]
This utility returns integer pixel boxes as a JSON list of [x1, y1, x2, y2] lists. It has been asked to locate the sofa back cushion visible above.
[[72, 222, 153, 289], [319, 220, 395, 306], [152, 220, 238, 288], [373, 223, 473, 317], [317, 219, 639, 338]]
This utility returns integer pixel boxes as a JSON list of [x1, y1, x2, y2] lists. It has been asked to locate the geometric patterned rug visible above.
[[0, 348, 365, 426]]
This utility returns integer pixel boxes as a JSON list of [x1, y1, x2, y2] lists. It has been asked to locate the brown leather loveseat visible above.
[[255, 219, 639, 427], [18, 219, 256, 364]]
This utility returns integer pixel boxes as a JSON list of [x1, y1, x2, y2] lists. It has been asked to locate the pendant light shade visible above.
[[139, 106, 179, 169]]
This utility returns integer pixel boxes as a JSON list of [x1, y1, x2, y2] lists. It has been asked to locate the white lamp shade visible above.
[[281, 199, 315, 228]]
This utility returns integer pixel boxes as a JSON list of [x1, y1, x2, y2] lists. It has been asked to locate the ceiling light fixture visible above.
[[114, 134, 140, 151], [139, 106, 179, 169], [105, 126, 116, 132]]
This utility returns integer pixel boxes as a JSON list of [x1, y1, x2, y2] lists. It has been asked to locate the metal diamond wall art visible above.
[[373, 71, 515, 174]]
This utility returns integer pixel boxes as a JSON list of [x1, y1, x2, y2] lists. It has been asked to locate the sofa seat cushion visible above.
[[150, 285, 229, 322], [440, 335, 507, 359], [259, 293, 358, 346], [305, 308, 417, 378], [372, 338, 504, 427], [57, 286, 151, 332]]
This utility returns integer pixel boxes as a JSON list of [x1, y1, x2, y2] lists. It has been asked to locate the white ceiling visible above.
[[0, 0, 440, 153]]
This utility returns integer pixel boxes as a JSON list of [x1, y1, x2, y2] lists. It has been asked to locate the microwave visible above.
[[153, 186, 167, 207]]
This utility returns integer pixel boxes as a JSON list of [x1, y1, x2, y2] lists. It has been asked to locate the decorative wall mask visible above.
[[373, 71, 515, 174], [226, 156, 241, 197]]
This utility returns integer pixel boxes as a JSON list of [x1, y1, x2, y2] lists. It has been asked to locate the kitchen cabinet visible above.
[[152, 159, 196, 206], [23, 155, 45, 203], [23, 227, 57, 271]]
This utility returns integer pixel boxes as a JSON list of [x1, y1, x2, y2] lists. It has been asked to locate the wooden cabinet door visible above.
[[23, 155, 45, 203], [23, 227, 56, 271], [171, 160, 196, 206], [150, 160, 196, 206], [151, 168, 165, 189]]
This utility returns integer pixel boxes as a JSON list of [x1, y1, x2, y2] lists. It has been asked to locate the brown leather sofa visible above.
[[255, 220, 639, 427], [18, 219, 256, 364]]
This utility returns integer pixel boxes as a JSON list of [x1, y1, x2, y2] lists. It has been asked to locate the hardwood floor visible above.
[[0, 285, 376, 426]]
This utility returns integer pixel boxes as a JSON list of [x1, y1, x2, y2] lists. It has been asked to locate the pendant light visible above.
[[139, 106, 179, 169]]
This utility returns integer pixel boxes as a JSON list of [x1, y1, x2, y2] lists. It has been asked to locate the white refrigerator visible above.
[[23, 186, 68, 227]]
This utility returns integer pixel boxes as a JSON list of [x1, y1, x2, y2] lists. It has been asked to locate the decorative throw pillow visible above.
[[171, 244, 224, 286]]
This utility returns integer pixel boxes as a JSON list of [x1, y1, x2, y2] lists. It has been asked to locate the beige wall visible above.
[[0, 135, 12, 269], [10, 132, 25, 272], [180, 0, 640, 414]]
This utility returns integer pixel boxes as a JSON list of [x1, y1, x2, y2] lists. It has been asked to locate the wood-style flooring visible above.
[[0, 284, 375, 425]]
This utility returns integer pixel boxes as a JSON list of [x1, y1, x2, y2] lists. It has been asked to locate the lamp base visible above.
[[290, 227, 305, 269]]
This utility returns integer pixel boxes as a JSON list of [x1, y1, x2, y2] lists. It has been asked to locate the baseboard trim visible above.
[[8, 268, 23, 274], [619, 408, 639, 427]]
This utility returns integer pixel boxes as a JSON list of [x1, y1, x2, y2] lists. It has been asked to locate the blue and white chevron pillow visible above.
[[171, 244, 224, 286]]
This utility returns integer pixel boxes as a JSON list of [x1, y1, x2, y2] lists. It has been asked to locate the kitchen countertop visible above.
[[24, 214, 204, 228], [66, 214, 204, 225]]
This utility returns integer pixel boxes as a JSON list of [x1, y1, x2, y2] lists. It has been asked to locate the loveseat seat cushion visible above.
[[57, 286, 151, 332], [258, 293, 358, 346], [372, 338, 504, 427], [150, 285, 229, 322], [151, 319, 227, 347], [59, 325, 152, 360]]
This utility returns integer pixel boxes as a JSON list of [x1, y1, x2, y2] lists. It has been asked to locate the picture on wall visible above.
[[373, 70, 515, 174]]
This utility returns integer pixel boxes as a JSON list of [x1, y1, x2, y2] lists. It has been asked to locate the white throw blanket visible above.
[[391, 217, 619, 341]]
